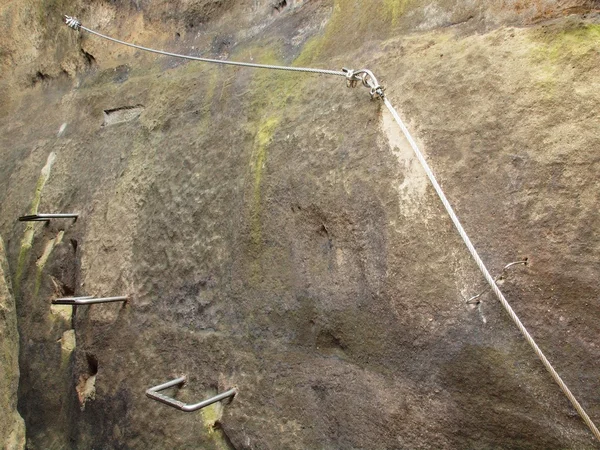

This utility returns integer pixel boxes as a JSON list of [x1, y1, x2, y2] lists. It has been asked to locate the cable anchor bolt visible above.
[[466, 259, 528, 305], [342, 68, 385, 100], [64, 15, 81, 30]]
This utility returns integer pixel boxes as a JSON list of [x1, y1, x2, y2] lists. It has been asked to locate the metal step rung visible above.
[[52, 296, 128, 305], [19, 213, 79, 222], [146, 376, 237, 412]]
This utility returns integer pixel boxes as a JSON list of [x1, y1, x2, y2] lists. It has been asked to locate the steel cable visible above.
[[383, 96, 600, 443], [65, 16, 346, 77]]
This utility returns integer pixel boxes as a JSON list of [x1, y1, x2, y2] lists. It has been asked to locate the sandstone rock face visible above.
[[0, 0, 599, 448], [0, 237, 26, 450]]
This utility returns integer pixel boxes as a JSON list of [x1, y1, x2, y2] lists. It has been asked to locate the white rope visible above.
[[382, 97, 600, 442]]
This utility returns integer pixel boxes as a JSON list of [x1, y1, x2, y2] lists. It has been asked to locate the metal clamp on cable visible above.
[[64, 15, 81, 30], [343, 68, 385, 100], [146, 376, 237, 412], [19, 213, 79, 222]]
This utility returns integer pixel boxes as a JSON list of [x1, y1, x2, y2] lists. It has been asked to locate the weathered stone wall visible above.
[[0, 0, 599, 448], [0, 237, 26, 450]]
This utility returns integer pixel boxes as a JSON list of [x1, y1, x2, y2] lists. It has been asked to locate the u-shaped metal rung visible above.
[[146, 376, 237, 412], [19, 213, 79, 222], [52, 296, 128, 305]]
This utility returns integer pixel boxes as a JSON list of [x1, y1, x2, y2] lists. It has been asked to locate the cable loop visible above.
[[343, 68, 385, 99], [64, 15, 81, 30]]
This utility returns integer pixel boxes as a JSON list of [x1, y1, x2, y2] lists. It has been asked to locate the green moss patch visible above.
[[14, 152, 56, 297]]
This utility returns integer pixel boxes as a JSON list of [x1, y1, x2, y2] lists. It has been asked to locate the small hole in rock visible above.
[[31, 71, 51, 86], [318, 224, 329, 237], [81, 50, 96, 67], [86, 353, 99, 376], [273, 0, 287, 11]]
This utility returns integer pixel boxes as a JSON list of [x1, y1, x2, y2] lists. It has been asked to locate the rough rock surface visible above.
[[0, 237, 26, 450], [0, 0, 599, 448]]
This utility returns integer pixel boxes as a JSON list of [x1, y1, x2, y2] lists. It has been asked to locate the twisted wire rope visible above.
[[66, 16, 346, 77]]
